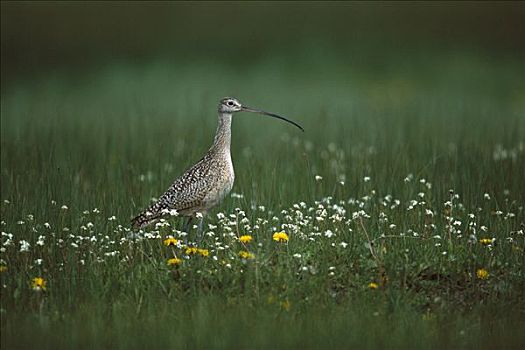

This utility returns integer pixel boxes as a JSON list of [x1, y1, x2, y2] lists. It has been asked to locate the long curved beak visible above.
[[241, 106, 304, 132]]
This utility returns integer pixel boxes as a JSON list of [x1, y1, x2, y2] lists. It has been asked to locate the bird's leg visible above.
[[183, 216, 193, 234], [197, 217, 204, 235]]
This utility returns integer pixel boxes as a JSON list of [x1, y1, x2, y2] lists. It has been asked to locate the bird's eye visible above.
[[227, 101, 234, 106]]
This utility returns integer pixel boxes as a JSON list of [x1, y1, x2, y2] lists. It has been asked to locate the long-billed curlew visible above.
[[131, 97, 303, 231]]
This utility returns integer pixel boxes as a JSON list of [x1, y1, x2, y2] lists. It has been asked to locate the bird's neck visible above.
[[212, 113, 232, 152]]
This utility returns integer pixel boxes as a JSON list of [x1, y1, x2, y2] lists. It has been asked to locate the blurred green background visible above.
[[2, 1, 525, 83]]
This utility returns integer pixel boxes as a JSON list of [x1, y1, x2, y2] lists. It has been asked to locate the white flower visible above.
[[339, 242, 348, 248], [61, 205, 68, 210], [108, 216, 116, 221], [44, 223, 51, 229], [19, 240, 30, 252], [484, 193, 491, 200], [315, 175, 323, 181], [36, 235, 45, 246], [363, 176, 371, 182], [34, 258, 43, 265], [293, 253, 302, 259]]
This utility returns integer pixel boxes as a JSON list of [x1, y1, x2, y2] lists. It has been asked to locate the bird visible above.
[[131, 97, 303, 231]]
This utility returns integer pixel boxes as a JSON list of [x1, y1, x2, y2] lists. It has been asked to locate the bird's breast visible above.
[[202, 153, 234, 208]]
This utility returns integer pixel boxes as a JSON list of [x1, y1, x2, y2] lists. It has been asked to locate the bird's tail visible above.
[[131, 210, 160, 230]]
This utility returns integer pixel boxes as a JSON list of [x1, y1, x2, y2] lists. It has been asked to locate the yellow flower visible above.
[[280, 299, 291, 311], [0, 266, 7, 273], [238, 250, 255, 259], [273, 232, 289, 243], [163, 237, 179, 246], [185, 247, 198, 255], [167, 257, 182, 266], [239, 235, 253, 243], [31, 277, 46, 291], [476, 268, 489, 280], [368, 282, 378, 290], [479, 238, 494, 246], [197, 249, 209, 257]]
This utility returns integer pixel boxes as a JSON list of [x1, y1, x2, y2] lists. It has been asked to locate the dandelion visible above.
[[238, 250, 255, 259], [163, 238, 179, 246], [368, 282, 379, 290], [31, 277, 46, 291], [479, 238, 494, 246], [273, 231, 289, 243], [167, 257, 182, 266], [185, 247, 198, 255], [197, 249, 209, 257], [280, 300, 291, 311], [239, 235, 253, 244], [476, 268, 489, 280]]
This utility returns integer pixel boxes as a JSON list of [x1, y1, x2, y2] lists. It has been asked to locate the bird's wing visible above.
[[142, 156, 218, 214]]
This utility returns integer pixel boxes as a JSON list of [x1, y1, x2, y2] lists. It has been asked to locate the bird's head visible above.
[[218, 97, 243, 113], [218, 97, 304, 132]]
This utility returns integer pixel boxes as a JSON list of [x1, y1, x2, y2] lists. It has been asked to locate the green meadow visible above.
[[1, 2, 524, 349]]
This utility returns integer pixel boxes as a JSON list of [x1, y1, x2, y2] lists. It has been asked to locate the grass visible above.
[[1, 50, 524, 349]]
